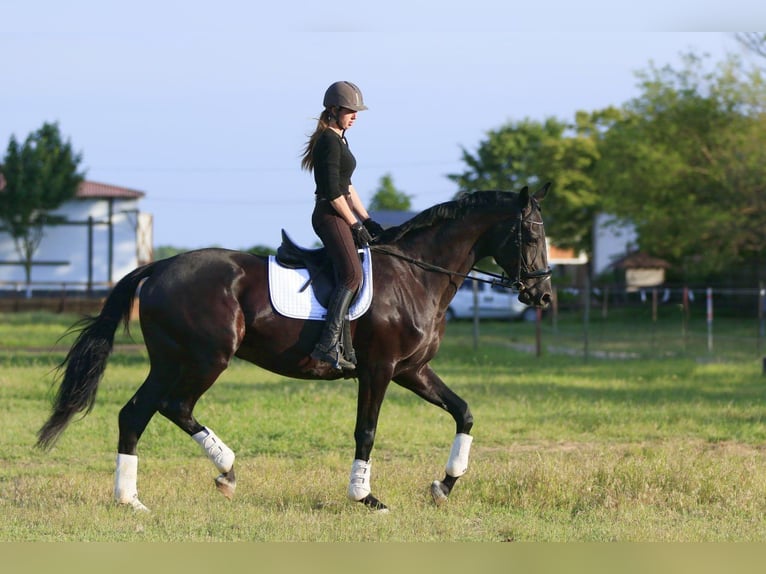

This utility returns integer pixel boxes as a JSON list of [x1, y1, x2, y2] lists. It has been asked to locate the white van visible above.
[[446, 272, 537, 321]]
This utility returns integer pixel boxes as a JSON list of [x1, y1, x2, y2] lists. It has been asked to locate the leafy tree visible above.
[[596, 53, 766, 281], [368, 173, 413, 211], [447, 115, 613, 256], [244, 244, 276, 256], [153, 245, 189, 260], [735, 33, 766, 59], [0, 122, 84, 291]]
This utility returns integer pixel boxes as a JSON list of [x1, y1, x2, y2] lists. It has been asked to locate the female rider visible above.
[[300, 81, 384, 372]]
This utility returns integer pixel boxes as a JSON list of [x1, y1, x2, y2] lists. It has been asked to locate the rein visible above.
[[369, 244, 507, 288], [369, 208, 552, 291]]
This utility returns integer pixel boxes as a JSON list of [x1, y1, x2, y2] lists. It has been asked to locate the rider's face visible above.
[[336, 107, 357, 130]]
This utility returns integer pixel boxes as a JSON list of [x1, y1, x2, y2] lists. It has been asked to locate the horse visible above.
[[37, 184, 552, 512]]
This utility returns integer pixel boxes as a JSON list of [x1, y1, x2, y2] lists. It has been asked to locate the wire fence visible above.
[[466, 284, 766, 366], [2, 280, 765, 367]]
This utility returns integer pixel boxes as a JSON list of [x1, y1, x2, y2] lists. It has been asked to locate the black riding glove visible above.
[[362, 218, 385, 239], [350, 222, 373, 248]]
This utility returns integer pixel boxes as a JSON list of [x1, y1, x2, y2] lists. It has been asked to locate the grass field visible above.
[[1, 311, 765, 541]]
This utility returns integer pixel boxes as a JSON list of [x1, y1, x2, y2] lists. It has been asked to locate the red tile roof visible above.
[[0, 175, 144, 199], [76, 180, 145, 199], [611, 251, 671, 269]]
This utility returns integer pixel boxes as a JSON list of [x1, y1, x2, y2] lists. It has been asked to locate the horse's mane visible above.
[[376, 190, 519, 245]]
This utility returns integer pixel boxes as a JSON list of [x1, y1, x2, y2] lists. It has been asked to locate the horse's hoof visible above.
[[117, 495, 150, 512], [359, 493, 389, 513], [431, 480, 450, 506], [215, 470, 236, 500]]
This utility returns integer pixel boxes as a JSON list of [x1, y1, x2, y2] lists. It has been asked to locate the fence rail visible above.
[[2, 281, 765, 364], [462, 284, 766, 364], [0, 280, 113, 314]]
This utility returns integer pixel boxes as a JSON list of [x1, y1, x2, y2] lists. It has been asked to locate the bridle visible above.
[[496, 207, 552, 291], [369, 206, 552, 292]]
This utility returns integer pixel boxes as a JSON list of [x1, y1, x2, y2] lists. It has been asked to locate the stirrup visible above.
[[311, 346, 356, 371]]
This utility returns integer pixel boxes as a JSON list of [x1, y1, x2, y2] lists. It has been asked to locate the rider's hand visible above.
[[362, 218, 385, 239], [350, 222, 373, 247]]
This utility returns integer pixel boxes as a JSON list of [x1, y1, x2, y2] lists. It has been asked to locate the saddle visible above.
[[275, 230, 343, 309]]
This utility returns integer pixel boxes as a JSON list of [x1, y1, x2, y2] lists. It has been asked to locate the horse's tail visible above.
[[36, 261, 159, 450]]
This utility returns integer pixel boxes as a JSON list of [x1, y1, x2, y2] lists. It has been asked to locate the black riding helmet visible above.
[[323, 81, 368, 111]]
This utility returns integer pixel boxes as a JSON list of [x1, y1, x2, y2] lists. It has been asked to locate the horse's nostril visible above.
[[541, 293, 552, 306]]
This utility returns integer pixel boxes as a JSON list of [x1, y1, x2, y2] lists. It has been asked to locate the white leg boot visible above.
[[347, 458, 372, 501], [114, 453, 149, 511]]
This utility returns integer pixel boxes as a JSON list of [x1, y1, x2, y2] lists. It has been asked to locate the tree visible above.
[[368, 173, 413, 211], [154, 245, 189, 260], [0, 122, 84, 292], [447, 115, 613, 256], [244, 244, 276, 256], [735, 33, 766, 59], [596, 53, 766, 281]]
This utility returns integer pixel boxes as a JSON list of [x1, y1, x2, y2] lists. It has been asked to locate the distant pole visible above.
[[535, 307, 542, 357], [758, 283, 764, 351], [706, 287, 713, 353], [583, 274, 591, 362], [682, 286, 689, 352], [651, 288, 658, 353], [759, 282, 764, 374], [87, 216, 94, 295], [472, 278, 479, 352]]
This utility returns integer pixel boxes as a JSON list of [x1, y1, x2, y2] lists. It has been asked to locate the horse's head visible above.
[[490, 184, 553, 308]]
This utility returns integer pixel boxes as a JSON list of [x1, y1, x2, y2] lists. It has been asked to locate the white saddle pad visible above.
[[267, 247, 373, 321]]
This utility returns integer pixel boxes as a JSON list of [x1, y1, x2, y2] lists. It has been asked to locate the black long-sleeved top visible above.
[[313, 129, 357, 201]]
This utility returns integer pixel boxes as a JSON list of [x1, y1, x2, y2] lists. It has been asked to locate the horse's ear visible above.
[[534, 181, 551, 205], [534, 182, 551, 202], [519, 186, 530, 207]]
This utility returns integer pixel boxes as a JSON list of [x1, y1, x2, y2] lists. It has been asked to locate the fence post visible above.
[[583, 274, 591, 362], [651, 288, 658, 353], [682, 286, 689, 353], [471, 278, 479, 352], [57, 282, 67, 314], [705, 287, 713, 353], [759, 282, 764, 374], [535, 307, 542, 357], [551, 286, 558, 335]]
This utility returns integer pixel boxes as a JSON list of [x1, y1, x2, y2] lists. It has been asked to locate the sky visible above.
[[3, 1, 765, 251]]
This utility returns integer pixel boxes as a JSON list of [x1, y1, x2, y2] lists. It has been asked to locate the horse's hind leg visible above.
[[393, 366, 474, 506], [115, 365, 178, 511], [157, 361, 237, 500]]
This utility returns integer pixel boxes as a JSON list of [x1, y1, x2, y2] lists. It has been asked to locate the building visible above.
[[0, 180, 152, 293], [610, 251, 671, 292], [592, 212, 638, 276]]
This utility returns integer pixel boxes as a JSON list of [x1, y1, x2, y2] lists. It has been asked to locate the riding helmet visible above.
[[323, 81, 368, 111]]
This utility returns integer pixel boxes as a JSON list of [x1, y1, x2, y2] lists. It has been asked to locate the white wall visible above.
[[592, 213, 638, 276], [0, 198, 144, 290]]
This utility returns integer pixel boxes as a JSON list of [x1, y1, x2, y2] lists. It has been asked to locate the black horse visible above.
[[37, 185, 552, 512]]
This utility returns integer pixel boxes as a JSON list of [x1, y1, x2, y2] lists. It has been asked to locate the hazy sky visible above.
[[3, 2, 763, 250]]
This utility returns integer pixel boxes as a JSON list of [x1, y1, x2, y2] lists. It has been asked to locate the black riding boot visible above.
[[311, 286, 357, 371]]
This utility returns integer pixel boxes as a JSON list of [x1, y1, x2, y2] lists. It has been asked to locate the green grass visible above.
[[1, 312, 766, 541]]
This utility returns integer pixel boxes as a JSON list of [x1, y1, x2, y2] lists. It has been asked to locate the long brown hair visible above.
[[300, 109, 334, 172]]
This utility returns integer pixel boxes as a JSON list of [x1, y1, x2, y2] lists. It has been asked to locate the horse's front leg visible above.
[[393, 365, 474, 506], [349, 372, 391, 512]]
